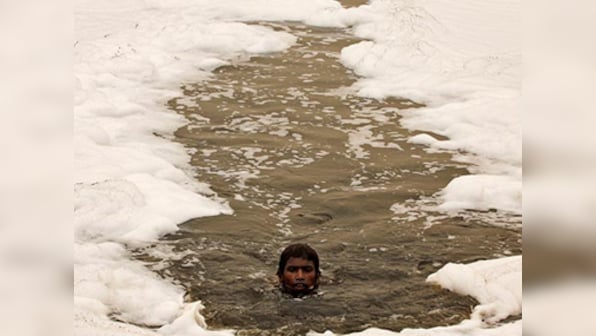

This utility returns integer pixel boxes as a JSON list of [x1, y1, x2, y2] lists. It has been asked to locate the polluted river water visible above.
[[134, 9, 521, 336]]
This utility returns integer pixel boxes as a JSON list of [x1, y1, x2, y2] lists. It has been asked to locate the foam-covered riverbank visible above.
[[75, 0, 521, 335], [342, 0, 521, 214]]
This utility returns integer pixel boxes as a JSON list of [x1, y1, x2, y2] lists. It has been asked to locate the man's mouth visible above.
[[280, 281, 316, 297]]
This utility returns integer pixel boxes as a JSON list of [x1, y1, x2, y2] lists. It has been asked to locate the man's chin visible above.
[[281, 283, 314, 297]]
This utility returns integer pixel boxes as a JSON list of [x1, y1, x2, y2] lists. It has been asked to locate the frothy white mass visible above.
[[75, 0, 521, 335], [75, 0, 351, 334], [342, 0, 521, 214], [309, 256, 521, 336]]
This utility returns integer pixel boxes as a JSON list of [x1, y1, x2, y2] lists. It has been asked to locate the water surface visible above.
[[137, 14, 521, 336]]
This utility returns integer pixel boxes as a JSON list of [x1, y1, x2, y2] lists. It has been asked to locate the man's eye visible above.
[[303, 267, 313, 272], [287, 267, 297, 272]]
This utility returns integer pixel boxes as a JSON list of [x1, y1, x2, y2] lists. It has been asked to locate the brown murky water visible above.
[[136, 7, 521, 336]]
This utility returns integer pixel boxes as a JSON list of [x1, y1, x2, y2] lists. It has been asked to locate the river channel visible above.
[[135, 5, 522, 335]]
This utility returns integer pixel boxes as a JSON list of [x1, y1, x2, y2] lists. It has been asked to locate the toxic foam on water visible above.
[[75, 0, 363, 335], [75, 0, 521, 335]]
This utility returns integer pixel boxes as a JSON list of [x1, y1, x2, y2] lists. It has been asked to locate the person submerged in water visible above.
[[277, 243, 321, 297]]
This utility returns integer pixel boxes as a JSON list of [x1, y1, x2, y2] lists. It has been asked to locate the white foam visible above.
[[76, 0, 522, 334], [438, 175, 521, 214], [74, 0, 361, 334], [335, 3, 523, 333], [342, 0, 521, 214], [427, 256, 522, 324], [310, 256, 521, 336]]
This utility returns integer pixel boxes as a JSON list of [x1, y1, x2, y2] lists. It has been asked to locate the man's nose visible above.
[[296, 269, 305, 279]]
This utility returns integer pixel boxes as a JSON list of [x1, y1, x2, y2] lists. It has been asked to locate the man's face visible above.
[[279, 257, 318, 296]]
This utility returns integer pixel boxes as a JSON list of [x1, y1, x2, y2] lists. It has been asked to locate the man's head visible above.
[[277, 243, 320, 297]]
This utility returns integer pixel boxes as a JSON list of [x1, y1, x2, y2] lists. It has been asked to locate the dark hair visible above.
[[276, 243, 320, 277]]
